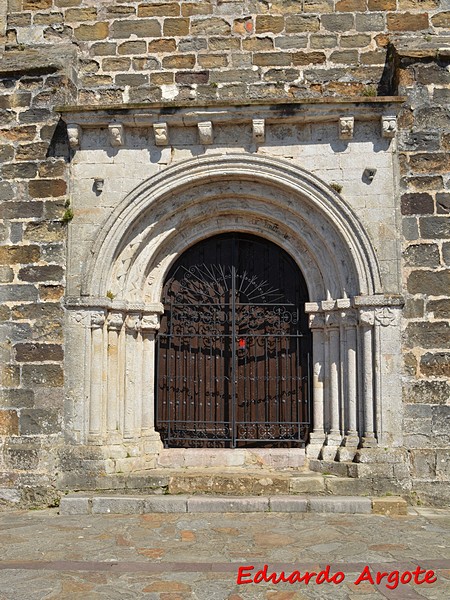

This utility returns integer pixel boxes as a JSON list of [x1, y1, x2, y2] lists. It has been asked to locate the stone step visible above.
[[59, 493, 408, 516]]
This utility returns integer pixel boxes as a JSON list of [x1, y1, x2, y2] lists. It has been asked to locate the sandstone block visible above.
[[29, 180, 67, 198], [191, 18, 231, 36], [21, 364, 64, 388], [341, 33, 371, 48], [90, 42, 117, 56], [1, 163, 38, 179], [293, 52, 326, 65], [290, 475, 325, 493], [23, 0, 51, 8], [404, 380, 450, 404], [273, 35, 307, 50], [253, 52, 292, 66], [163, 18, 189, 37], [65, 7, 97, 21], [387, 12, 429, 31], [148, 38, 177, 52], [162, 54, 195, 69], [420, 353, 450, 377], [138, 2, 180, 17], [74, 22, 109, 41], [0, 411, 19, 435], [197, 54, 227, 68], [182, 2, 212, 17], [208, 37, 240, 51], [356, 12, 385, 31], [111, 19, 161, 39], [115, 74, 148, 87], [336, 0, 366, 10], [285, 15, 319, 33], [408, 270, 450, 295], [20, 409, 61, 434], [401, 192, 433, 215], [175, 71, 209, 84], [118, 41, 146, 55], [372, 497, 408, 516], [0, 245, 40, 265], [321, 14, 354, 31], [431, 11, 450, 27], [255, 15, 284, 34]]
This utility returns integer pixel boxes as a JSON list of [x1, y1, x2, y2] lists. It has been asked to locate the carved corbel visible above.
[[381, 115, 397, 138], [153, 122, 169, 146], [339, 116, 354, 140], [252, 118, 265, 144], [109, 122, 124, 147], [67, 123, 81, 149], [198, 121, 213, 145]]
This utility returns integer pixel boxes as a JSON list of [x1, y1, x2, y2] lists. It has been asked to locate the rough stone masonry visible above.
[[0, 1, 449, 508]]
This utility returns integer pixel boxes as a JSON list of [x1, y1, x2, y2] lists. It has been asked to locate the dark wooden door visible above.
[[156, 233, 311, 448]]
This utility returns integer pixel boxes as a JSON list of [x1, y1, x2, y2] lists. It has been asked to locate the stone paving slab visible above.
[[0, 507, 448, 599], [60, 494, 386, 516]]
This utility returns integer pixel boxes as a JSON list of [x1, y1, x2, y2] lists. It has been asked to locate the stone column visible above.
[[88, 310, 106, 440], [124, 313, 141, 439], [306, 309, 326, 458], [337, 308, 359, 461], [106, 311, 124, 440], [140, 313, 163, 446], [322, 309, 342, 459], [359, 309, 377, 448]]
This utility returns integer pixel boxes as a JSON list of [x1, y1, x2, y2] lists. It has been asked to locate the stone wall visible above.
[[0, 1, 449, 506]]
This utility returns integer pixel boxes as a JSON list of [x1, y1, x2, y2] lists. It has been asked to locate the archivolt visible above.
[[83, 153, 382, 303]]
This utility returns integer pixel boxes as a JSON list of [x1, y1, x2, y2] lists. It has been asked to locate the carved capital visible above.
[[340, 309, 358, 328], [252, 118, 265, 144], [141, 313, 161, 332], [359, 309, 375, 327], [67, 123, 81, 149], [325, 311, 340, 328], [381, 115, 397, 138], [375, 306, 396, 327], [153, 122, 169, 146], [198, 121, 213, 145], [107, 311, 124, 331], [309, 312, 325, 329], [68, 309, 91, 326], [126, 313, 141, 331], [109, 123, 124, 147], [90, 311, 106, 329], [339, 116, 354, 140]]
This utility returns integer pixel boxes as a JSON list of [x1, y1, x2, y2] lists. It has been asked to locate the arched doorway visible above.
[[155, 233, 311, 448]]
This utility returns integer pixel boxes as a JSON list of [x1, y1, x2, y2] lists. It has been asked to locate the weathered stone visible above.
[[405, 321, 450, 348], [404, 244, 439, 267], [273, 35, 307, 50], [293, 51, 326, 65], [255, 15, 284, 34], [310, 34, 338, 49], [1, 162, 38, 179], [401, 193, 434, 215], [163, 18, 189, 37], [336, 0, 366, 9], [138, 2, 180, 17], [431, 11, 450, 27], [21, 364, 64, 387], [28, 180, 67, 198], [144, 496, 188, 513], [0, 266, 14, 284], [372, 497, 407, 516], [408, 270, 450, 296], [428, 299, 450, 319], [14, 343, 63, 362], [322, 14, 354, 31], [118, 41, 146, 55], [0, 286, 38, 303], [398, 131, 440, 152], [110, 19, 160, 39], [436, 193, 450, 215], [387, 12, 429, 31], [90, 42, 117, 56], [409, 154, 449, 175], [74, 22, 109, 41], [0, 411, 19, 436], [253, 52, 292, 67], [24, 222, 65, 243], [191, 18, 231, 36], [340, 34, 371, 48], [286, 15, 319, 33], [414, 107, 450, 131], [0, 389, 35, 409], [415, 64, 450, 86], [404, 380, 450, 404], [92, 496, 144, 514], [175, 71, 209, 84], [188, 496, 268, 513], [162, 54, 195, 69], [59, 496, 90, 515], [181, 2, 212, 17], [309, 496, 371, 514], [20, 409, 60, 434], [355, 12, 385, 31], [420, 353, 450, 377], [420, 217, 450, 240], [0, 245, 40, 265]]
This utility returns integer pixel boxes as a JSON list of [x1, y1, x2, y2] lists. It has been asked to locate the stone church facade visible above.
[[0, 1, 449, 507]]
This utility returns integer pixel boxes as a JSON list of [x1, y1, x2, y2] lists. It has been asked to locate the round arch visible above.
[[83, 153, 382, 305]]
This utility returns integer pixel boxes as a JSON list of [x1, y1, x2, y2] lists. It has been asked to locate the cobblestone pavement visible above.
[[0, 506, 448, 600]]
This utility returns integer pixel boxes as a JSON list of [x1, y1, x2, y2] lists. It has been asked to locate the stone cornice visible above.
[[58, 97, 405, 129]]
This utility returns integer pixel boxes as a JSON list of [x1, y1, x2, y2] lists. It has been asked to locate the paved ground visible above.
[[0, 506, 448, 599]]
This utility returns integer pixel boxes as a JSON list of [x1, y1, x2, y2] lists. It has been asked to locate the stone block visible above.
[[162, 54, 195, 69], [285, 15, 319, 33], [1, 162, 38, 179], [324, 477, 372, 496], [269, 497, 308, 512], [289, 475, 325, 494], [407, 271, 450, 296], [404, 244, 439, 267], [24, 222, 65, 243], [321, 13, 354, 31], [398, 131, 440, 153], [74, 22, 109, 41], [372, 497, 408, 516], [14, 343, 63, 362], [428, 299, 450, 318], [431, 405, 450, 435], [403, 380, 450, 404], [336, 0, 366, 9], [0, 201, 43, 220], [436, 193, 450, 215], [420, 353, 450, 377], [0, 285, 39, 302], [178, 38, 207, 52], [22, 364, 64, 387], [431, 12, 450, 27], [91, 496, 144, 514], [18, 265, 64, 283], [187, 496, 268, 513], [293, 52, 326, 65], [0, 411, 19, 435], [330, 50, 359, 64], [181, 2, 212, 17], [309, 496, 372, 514], [255, 15, 284, 34], [310, 34, 338, 49], [163, 18, 189, 37], [0, 389, 34, 409], [410, 450, 437, 479], [90, 42, 117, 56], [175, 71, 209, 84], [253, 52, 292, 67], [118, 41, 146, 55], [20, 408, 61, 434], [340, 34, 371, 48], [0, 245, 40, 265], [191, 18, 231, 36], [388, 12, 429, 31], [138, 2, 180, 17], [59, 496, 90, 515], [410, 153, 448, 175], [144, 496, 188, 513], [110, 19, 160, 39], [115, 74, 148, 87], [65, 7, 97, 21], [355, 13, 385, 31]]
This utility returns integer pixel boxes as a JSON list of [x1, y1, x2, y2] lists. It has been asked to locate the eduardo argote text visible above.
[[236, 564, 437, 589]]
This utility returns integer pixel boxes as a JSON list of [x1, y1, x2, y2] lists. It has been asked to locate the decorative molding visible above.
[[67, 310, 91, 326], [153, 122, 169, 146], [67, 123, 81, 149], [339, 116, 354, 140], [381, 115, 397, 138], [375, 306, 396, 327], [359, 309, 375, 327], [109, 122, 124, 147], [198, 121, 213, 145], [252, 118, 265, 143]]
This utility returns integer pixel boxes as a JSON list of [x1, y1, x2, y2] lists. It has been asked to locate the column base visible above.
[[321, 431, 342, 461], [361, 433, 378, 448]]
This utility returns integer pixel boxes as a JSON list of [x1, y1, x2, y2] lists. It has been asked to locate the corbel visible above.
[[108, 122, 124, 147], [67, 123, 81, 149], [252, 118, 265, 144], [339, 116, 354, 140], [198, 121, 213, 145], [381, 115, 397, 138], [153, 122, 169, 146]]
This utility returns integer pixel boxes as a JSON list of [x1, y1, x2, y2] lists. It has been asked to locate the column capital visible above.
[[358, 308, 375, 326], [107, 311, 125, 331], [126, 313, 141, 332], [90, 310, 106, 329], [340, 308, 358, 328], [309, 312, 325, 329], [141, 312, 161, 332]]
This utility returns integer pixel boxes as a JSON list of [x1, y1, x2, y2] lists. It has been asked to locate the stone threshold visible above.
[[60, 494, 407, 517]]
